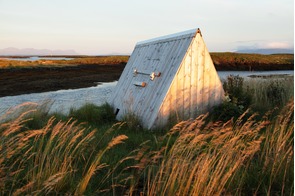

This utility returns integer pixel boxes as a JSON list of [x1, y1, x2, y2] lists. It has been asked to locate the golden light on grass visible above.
[[0, 105, 128, 195], [75, 134, 128, 195], [0, 98, 293, 195], [144, 100, 293, 195]]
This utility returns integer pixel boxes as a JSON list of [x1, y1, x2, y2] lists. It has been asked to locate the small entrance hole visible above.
[[115, 108, 120, 116]]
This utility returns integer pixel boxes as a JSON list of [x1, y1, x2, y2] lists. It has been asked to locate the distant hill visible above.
[[235, 48, 294, 55], [0, 47, 78, 56]]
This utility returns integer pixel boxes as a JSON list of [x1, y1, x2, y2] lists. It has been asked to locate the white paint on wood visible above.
[[136, 28, 197, 45], [109, 28, 224, 130]]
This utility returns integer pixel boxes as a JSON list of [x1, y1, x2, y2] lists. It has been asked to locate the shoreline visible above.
[[0, 53, 293, 97], [0, 66, 293, 98], [0, 64, 125, 97]]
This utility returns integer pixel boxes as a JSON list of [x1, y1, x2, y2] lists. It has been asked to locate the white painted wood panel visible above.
[[109, 28, 224, 129]]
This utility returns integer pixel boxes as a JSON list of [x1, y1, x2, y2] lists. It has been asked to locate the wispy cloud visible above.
[[234, 40, 294, 50], [264, 42, 292, 49]]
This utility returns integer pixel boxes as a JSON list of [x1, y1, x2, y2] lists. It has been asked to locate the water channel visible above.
[[0, 70, 293, 117]]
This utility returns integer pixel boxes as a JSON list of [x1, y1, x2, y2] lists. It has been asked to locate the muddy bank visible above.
[[0, 56, 293, 98], [214, 63, 294, 71], [0, 64, 125, 97]]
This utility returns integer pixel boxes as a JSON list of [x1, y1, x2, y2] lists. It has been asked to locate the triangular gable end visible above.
[[151, 31, 224, 129], [109, 28, 224, 130]]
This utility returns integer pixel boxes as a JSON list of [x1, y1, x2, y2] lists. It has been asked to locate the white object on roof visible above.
[[109, 28, 224, 130]]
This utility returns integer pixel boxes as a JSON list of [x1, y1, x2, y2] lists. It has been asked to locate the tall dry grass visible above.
[[0, 98, 293, 195], [141, 100, 293, 195], [213, 75, 293, 122], [0, 104, 127, 195], [255, 100, 294, 195], [244, 77, 294, 112]]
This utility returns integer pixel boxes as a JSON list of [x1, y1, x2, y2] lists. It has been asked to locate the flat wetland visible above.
[[0, 64, 125, 97], [0, 56, 127, 96], [0, 53, 293, 195], [0, 53, 293, 97]]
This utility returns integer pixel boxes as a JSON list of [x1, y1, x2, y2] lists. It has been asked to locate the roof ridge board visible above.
[[136, 28, 198, 46]]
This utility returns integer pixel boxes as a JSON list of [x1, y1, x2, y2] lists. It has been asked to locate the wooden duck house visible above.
[[109, 28, 224, 129]]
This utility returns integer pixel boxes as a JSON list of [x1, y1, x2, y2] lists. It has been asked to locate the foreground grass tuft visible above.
[[212, 75, 293, 121], [0, 108, 127, 195], [0, 76, 293, 195], [141, 100, 294, 195]]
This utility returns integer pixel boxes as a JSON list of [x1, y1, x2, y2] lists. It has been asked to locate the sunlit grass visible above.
[[0, 56, 129, 68], [211, 75, 293, 122], [211, 52, 293, 70], [143, 100, 293, 195], [0, 53, 293, 70], [0, 76, 293, 195], [0, 104, 128, 195], [245, 77, 294, 112]]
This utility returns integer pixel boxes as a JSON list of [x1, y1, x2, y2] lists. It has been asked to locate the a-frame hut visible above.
[[109, 28, 224, 129]]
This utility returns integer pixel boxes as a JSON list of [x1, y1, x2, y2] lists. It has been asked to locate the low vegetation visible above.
[[0, 76, 293, 195], [145, 103, 293, 195], [0, 53, 293, 70], [0, 56, 129, 69], [211, 75, 294, 121], [211, 52, 294, 70]]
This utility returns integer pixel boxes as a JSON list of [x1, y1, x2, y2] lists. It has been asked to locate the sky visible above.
[[0, 0, 294, 55]]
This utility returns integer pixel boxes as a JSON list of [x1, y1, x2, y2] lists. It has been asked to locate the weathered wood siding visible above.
[[109, 29, 224, 129], [153, 33, 224, 129]]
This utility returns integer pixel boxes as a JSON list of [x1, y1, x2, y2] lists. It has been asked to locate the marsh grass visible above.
[[0, 104, 128, 195], [210, 53, 294, 70], [247, 101, 294, 195], [212, 75, 293, 121], [244, 77, 294, 113], [0, 56, 129, 68], [141, 100, 293, 195], [1, 53, 293, 70], [0, 77, 293, 195]]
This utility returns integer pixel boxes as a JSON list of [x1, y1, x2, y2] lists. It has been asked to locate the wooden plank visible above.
[[176, 58, 185, 119], [202, 37, 210, 112], [190, 37, 198, 117], [196, 35, 204, 115], [169, 75, 177, 119], [183, 43, 192, 119]]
